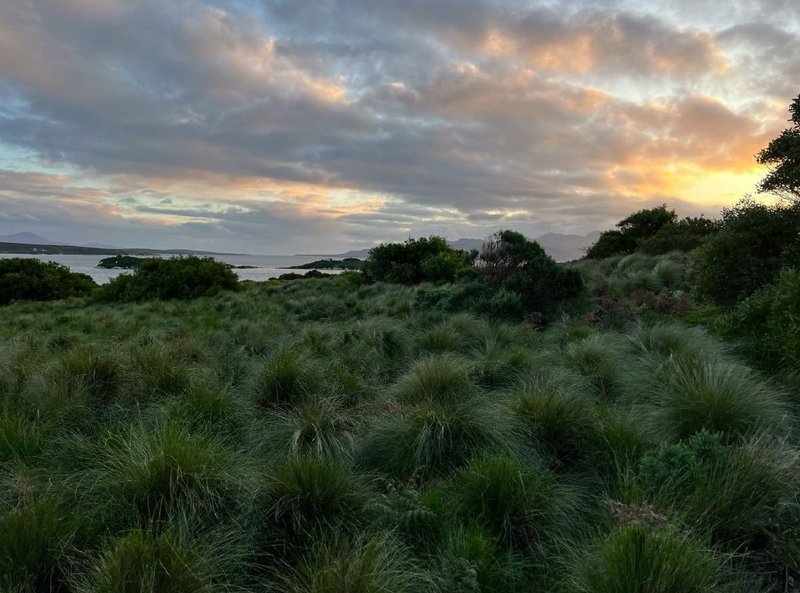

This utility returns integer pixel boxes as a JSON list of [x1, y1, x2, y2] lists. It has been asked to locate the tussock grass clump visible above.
[[454, 454, 566, 549], [122, 344, 191, 401], [95, 422, 240, 526], [650, 358, 789, 440], [279, 534, 427, 593], [395, 354, 476, 405], [0, 413, 47, 463], [358, 399, 505, 479], [262, 455, 366, 537], [567, 522, 724, 593], [268, 396, 355, 459], [167, 376, 246, 433], [512, 378, 598, 468], [640, 432, 798, 548], [51, 347, 124, 405], [76, 529, 224, 593], [629, 323, 725, 364], [0, 497, 72, 591], [252, 347, 321, 407], [437, 522, 528, 593], [561, 333, 634, 400]]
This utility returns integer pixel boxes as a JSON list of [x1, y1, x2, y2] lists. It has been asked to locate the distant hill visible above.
[[0, 232, 54, 245], [319, 231, 601, 262], [0, 241, 243, 257]]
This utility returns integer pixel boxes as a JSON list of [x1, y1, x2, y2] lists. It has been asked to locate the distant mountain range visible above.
[[0, 232, 241, 256], [328, 231, 601, 262], [0, 232, 55, 245]]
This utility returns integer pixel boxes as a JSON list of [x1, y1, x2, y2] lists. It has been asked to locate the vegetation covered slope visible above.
[[0, 268, 798, 592]]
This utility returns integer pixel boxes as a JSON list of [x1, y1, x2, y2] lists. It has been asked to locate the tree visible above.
[[757, 93, 800, 199], [362, 236, 470, 284], [478, 230, 583, 316], [585, 205, 677, 259], [0, 258, 96, 305]]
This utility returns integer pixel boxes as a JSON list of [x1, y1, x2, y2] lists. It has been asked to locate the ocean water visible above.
[[0, 252, 345, 284]]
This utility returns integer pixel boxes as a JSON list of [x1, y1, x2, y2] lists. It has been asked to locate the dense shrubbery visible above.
[[97, 256, 239, 301], [724, 269, 800, 369], [692, 198, 800, 307], [362, 236, 472, 284], [0, 258, 96, 305]]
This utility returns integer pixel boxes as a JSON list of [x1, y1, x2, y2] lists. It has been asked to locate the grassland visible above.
[[1, 267, 798, 592]]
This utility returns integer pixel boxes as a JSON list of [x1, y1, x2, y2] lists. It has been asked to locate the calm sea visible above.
[[0, 252, 345, 283]]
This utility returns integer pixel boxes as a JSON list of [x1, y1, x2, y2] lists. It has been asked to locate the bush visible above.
[[568, 522, 724, 593], [585, 205, 678, 259], [415, 282, 523, 319], [478, 230, 583, 317], [692, 198, 800, 306], [724, 269, 800, 369], [362, 236, 471, 284], [0, 257, 96, 305], [97, 256, 239, 301]]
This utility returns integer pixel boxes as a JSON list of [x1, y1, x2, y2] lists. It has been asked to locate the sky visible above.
[[0, 0, 798, 254]]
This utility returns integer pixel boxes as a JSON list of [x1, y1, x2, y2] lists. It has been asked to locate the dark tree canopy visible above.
[[362, 236, 471, 284], [585, 205, 678, 258], [97, 256, 239, 301], [692, 198, 800, 306], [478, 230, 583, 316], [757, 93, 800, 199], [0, 258, 97, 305]]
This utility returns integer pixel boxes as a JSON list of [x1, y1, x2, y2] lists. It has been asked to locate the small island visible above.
[[284, 257, 362, 270], [97, 255, 146, 269]]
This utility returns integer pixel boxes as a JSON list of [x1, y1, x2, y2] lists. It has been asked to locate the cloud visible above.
[[0, 0, 796, 251]]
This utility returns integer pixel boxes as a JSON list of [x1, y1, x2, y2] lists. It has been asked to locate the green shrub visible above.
[[724, 269, 800, 369], [568, 522, 724, 593], [649, 358, 788, 440], [585, 205, 678, 258], [692, 198, 800, 306], [479, 230, 583, 317], [97, 256, 239, 301], [454, 454, 566, 549], [0, 257, 96, 305], [414, 282, 524, 320], [362, 236, 471, 284]]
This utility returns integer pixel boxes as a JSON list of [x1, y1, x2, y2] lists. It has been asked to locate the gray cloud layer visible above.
[[0, 0, 797, 252]]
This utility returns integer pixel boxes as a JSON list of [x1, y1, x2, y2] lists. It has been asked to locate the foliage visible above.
[[96, 255, 145, 269], [692, 198, 800, 306], [637, 216, 720, 255], [585, 205, 678, 258], [477, 230, 583, 316], [723, 269, 800, 369], [0, 257, 96, 305], [757, 92, 800, 199], [362, 236, 471, 284], [97, 255, 239, 301]]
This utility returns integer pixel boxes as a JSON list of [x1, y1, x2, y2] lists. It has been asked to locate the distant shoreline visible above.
[[0, 241, 245, 257]]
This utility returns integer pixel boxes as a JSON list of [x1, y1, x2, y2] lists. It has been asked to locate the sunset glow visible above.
[[0, 0, 797, 253]]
